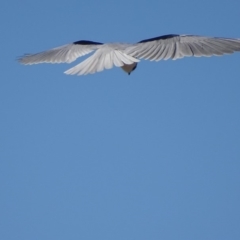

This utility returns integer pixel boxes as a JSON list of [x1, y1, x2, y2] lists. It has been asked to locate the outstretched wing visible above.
[[125, 34, 240, 61], [18, 40, 103, 64], [65, 45, 139, 75]]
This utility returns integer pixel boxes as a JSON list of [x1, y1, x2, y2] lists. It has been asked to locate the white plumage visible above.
[[18, 34, 240, 76]]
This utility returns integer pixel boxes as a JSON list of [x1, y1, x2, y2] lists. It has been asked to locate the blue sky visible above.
[[1, 0, 240, 239]]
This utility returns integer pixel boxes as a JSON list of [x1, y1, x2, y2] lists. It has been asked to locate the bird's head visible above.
[[128, 63, 138, 75], [121, 63, 138, 75]]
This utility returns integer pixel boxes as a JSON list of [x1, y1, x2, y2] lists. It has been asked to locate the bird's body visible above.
[[18, 34, 240, 76]]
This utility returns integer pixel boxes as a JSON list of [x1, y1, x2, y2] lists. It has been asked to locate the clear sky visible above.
[[1, 0, 240, 239]]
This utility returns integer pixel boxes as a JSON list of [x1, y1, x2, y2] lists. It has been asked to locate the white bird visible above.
[[18, 34, 240, 76]]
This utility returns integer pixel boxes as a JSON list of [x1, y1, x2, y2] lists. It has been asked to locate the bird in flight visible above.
[[18, 34, 240, 76]]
